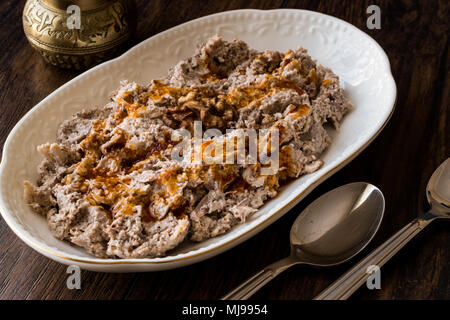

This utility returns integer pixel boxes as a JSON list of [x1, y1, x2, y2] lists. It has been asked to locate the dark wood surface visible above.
[[0, 0, 448, 300]]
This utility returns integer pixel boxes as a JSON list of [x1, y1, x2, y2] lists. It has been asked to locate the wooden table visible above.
[[0, 0, 448, 300]]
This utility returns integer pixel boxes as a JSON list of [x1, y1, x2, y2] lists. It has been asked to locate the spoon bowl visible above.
[[222, 182, 385, 300], [426, 158, 450, 217], [291, 183, 384, 266]]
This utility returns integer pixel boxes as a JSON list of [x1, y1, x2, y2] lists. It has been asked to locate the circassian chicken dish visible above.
[[24, 36, 352, 258]]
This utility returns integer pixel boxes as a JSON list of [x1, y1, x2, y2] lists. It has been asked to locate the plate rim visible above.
[[0, 8, 397, 268]]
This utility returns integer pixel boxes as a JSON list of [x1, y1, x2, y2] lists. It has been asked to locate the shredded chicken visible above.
[[24, 36, 352, 258]]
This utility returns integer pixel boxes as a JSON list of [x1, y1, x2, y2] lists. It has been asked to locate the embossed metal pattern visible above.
[[22, 0, 136, 69]]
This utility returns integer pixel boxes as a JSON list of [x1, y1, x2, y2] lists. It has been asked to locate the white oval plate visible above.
[[0, 9, 396, 272]]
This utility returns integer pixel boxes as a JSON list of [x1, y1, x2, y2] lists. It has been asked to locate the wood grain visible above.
[[0, 0, 448, 300]]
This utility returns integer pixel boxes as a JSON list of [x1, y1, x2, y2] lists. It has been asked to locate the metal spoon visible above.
[[222, 182, 385, 300], [315, 158, 450, 300]]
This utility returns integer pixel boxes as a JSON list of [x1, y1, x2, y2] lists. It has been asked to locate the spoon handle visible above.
[[221, 255, 299, 300], [314, 212, 436, 300]]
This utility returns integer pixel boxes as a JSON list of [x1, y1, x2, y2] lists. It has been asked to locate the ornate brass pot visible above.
[[23, 0, 136, 69]]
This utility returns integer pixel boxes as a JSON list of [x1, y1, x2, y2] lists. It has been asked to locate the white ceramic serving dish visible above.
[[0, 9, 396, 272]]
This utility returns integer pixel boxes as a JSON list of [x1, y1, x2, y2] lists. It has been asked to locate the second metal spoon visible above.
[[315, 158, 450, 300]]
